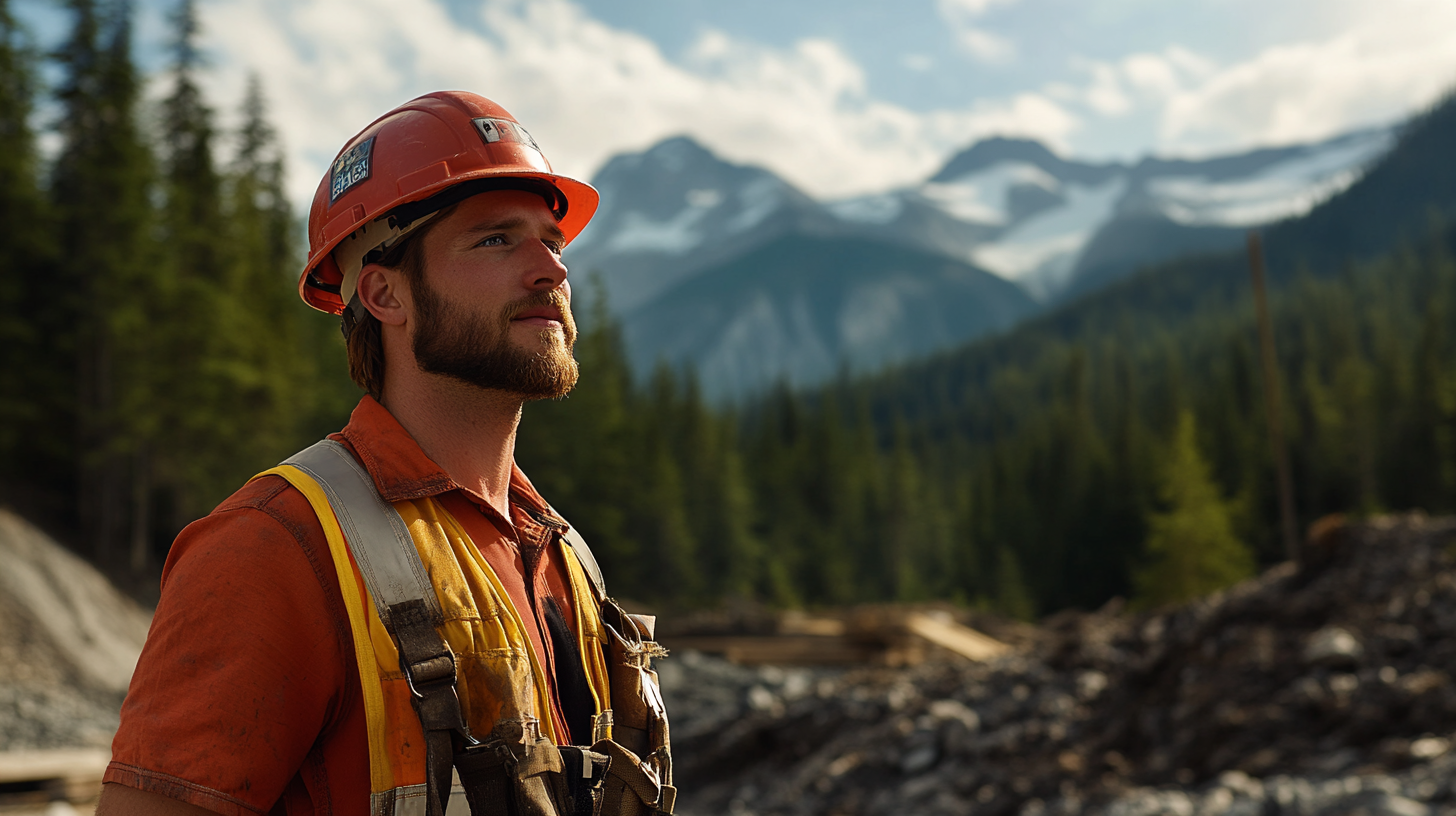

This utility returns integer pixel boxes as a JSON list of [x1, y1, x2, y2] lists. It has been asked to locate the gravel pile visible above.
[[661, 514, 1456, 816], [0, 509, 150, 750]]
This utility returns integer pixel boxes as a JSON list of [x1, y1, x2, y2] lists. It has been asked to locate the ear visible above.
[[356, 262, 409, 327]]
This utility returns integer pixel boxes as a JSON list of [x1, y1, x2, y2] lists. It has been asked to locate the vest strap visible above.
[[283, 440, 444, 627], [553, 512, 607, 604], [282, 440, 469, 816]]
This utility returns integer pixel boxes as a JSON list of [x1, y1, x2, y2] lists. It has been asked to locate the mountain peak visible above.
[[641, 135, 718, 170], [932, 136, 1123, 185]]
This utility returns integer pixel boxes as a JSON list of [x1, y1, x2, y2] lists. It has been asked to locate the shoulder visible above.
[[113, 473, 364, 814], [168, 474, 321, 570], [161, 473, 350, 645]]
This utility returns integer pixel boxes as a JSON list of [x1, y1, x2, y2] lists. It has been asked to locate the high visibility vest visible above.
[[255, 444, 617, 816]]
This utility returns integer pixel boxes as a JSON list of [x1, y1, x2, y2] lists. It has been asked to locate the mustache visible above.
[[503, 288, 571, 321], [501, 287, 576, 348]]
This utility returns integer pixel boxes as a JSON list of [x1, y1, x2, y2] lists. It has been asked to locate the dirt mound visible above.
[[662, 514, 1456, 815], [0, 509, 152, 750]]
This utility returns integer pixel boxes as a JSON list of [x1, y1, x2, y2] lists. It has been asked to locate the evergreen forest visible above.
[[5, 0, 1456, 618]]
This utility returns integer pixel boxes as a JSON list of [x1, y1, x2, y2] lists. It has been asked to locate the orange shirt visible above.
[[106, 397, 587, 815]]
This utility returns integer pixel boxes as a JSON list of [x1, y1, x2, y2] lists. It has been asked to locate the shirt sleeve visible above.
[[105, 477, 354, 816]]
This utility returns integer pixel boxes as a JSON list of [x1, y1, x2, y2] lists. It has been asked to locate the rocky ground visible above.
[[8, 509, 1456, 815], [659, 514, 1456, 816]]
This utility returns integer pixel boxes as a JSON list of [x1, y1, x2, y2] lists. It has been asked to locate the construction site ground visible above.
[[6, 509, 1456, 815]]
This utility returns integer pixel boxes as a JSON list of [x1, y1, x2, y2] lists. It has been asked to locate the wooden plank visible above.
[[903, 614, 1011, 661], [0, 749, 109, 786]]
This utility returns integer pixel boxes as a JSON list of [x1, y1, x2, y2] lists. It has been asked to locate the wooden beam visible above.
[[903, 613, 1011, 661]]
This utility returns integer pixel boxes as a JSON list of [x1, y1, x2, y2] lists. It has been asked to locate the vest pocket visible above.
[[596, 601, 674, 814], [455, 720, 612, 816]]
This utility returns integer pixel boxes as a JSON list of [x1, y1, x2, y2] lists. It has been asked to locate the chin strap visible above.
[[340, 295, 370, 339]]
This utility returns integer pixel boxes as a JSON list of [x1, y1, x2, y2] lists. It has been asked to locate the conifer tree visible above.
[[152, 0, 233, 526], [205, 74, 316, 501], [638, 366, 704, 604], [50, 0, 156, 564], [993, 546, 1036, 621], [1134, 411, 1255, 607], [517, 282, 645, 594], [0, 0, 52, 482]]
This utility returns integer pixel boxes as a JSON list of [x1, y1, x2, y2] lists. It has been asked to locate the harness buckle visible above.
[[404, 651, 457, 696]]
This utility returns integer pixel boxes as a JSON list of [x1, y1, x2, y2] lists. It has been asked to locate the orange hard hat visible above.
[[299, 91, 599, 316]]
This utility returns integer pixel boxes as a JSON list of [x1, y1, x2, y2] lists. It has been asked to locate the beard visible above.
[[410, 278, 579, 400]]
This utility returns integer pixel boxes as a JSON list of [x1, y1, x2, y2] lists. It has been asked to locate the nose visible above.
[[524, 238, 568, 291]]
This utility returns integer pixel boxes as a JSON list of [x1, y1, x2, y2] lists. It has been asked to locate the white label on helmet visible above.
[[329, 136, 375, 204], [472, 118, 541, 152]]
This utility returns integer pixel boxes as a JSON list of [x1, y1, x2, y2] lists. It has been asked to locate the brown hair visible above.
[[344, 206, 456, 398]]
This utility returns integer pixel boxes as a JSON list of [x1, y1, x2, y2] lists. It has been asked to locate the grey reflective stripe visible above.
[[284, 440, 442, 626], [446, 784, 468, 814], [370, 784, 460, 816]]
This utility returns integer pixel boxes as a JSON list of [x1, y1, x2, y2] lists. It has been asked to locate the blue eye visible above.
[[478, 235, 506, 247]]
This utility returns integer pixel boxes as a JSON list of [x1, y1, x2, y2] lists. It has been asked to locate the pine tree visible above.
[[207, 75, 314, 499], [517, 281, 645, 596], [50, 0, 156, 564], [0, 0, 53, 485], [151, 0, 232, 528], [993, 546, 1036, 621], [1133, 411, 1255, 607]]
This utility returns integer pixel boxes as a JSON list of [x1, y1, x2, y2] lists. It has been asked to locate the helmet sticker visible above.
[[472, 118, 541, 152], [329, 136, 375, 204]]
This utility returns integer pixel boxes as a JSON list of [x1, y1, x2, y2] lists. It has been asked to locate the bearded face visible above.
[[409, 274, 579, 399]]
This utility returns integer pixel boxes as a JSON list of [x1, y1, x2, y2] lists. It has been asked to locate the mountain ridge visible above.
[[566, 113, 1404, 400]]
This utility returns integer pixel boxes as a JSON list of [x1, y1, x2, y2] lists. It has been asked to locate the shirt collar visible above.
[[336, 396, 557, 521]]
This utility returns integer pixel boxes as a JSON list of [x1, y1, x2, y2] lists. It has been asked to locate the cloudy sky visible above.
[[18, 0, 1456, 207]]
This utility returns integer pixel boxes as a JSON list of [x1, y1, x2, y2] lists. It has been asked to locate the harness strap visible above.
[[552, 510, 607, 604], [283, 441, 444, 625], [283, 440, 469, 816], [591, 740, 674, 816]]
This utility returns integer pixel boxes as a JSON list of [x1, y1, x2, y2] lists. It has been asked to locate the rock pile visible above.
[[0, 509, 151, 750], [660, 515, 1456, 815]]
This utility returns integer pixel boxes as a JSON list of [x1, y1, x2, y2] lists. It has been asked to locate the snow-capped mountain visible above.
[[563, 126, 1397, 399], [565, 137, 840, 313], [828, 128, 1395, 300]]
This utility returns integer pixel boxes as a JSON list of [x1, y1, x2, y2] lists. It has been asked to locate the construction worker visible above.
[[96, 91, 673, 816]]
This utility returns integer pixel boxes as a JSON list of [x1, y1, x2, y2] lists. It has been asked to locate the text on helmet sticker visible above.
[[472, 118, 541, 152], [329, 136, 375, 205]]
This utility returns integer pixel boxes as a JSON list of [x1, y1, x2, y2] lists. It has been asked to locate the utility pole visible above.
[[1247, 231, 1300, 563]]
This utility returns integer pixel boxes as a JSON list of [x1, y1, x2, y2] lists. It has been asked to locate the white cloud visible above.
[[1157, 5, 1456, 154], [200, 0, 1076, 206], [952, 27, 1016, 64], [1055, 2, 1456, 157], [1066, 47, 1215, 119], [935, 0, 1018, 63]]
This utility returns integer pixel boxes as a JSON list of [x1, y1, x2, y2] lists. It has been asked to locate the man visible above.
[[97, 92, 673, 816]]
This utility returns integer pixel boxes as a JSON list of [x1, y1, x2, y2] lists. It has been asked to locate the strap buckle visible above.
[[403, 649, 457, 699]]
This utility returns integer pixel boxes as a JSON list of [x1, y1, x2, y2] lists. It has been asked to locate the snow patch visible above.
[[970, 177, 1126, 297], [605, 185, 734, 255], [826, 193, 905, 225], [726, 177, 786, 233], [919, 162, 1060, 226], [686, 188, 724, 208], [1149, 129, 1394, 227]]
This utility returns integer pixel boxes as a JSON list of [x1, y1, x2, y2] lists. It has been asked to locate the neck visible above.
[[380, 369, 524, 518]]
